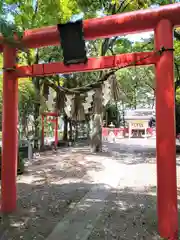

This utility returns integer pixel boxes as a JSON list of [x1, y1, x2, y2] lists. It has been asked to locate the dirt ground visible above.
[[0, 148, 102, 240], [0, 140, 180, 240], [88, 187, 159, 240]]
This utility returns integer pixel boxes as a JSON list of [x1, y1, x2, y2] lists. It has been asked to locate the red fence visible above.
[[102, 127, 156, 140]]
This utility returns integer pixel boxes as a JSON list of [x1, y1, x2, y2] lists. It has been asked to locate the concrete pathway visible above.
[[45, 139, 158, 240], [45, 139, 180, 240], [46, 156, 121, 240]]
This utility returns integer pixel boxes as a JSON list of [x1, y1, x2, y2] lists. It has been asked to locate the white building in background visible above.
[[124, 108, 155, 138]]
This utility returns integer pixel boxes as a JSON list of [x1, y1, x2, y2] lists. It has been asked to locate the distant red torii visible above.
[[41, 112, 58, 149]]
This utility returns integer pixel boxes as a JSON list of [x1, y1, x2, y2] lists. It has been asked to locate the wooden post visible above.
[[155, 19, 178, 239], [1, 45, 18, 212]]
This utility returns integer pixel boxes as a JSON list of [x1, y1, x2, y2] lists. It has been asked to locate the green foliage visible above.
[[114, 39, 155, 109], [18, 78, 36, 137], [5, 0, 80, 29], [105, 103, 120, 127], [17, 152, 25, 174], [0, 150, 25, 178], [116, 66, 155, 109]]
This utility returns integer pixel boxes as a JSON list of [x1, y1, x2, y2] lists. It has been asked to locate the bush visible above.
[[0, 151, 25, 179], [17, 153, 25, 175]]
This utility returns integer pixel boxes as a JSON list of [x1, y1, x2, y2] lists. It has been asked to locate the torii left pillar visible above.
[[1, 45, 18, 212]]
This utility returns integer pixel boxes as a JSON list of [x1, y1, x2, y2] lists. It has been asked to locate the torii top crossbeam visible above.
[[0, 3, 180, 50]]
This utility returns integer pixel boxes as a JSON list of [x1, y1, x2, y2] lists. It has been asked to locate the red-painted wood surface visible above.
[[17, 52, 158, 78], [155, 19, 178, 239], [1, 46, 18, 212], [21, 3, 180, 49]]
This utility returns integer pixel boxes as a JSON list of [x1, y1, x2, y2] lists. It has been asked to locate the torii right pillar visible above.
[[155, 19, 178, 239]]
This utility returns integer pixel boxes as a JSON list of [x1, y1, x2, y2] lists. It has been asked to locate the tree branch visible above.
[[121, 1, 130, 12], [31, 0, 39, 27], [175, 61, 180, 91], [174, 30, 180, 41], [141, 68, 155, 90], [46, 69, 116, 95], [116, 0, 127, 13]]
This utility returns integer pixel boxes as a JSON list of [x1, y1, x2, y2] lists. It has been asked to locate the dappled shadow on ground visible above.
[[25, 149, 104, 184], [1, 182, 180, 240], [0, 182, 94, 240], [0, 145, 180, 240], [103, 141, 156, 165], [70, 143, 157, 165], [88, 186, 159, 240], [72, 142, 180, 166], [0, 149, 105, 239]]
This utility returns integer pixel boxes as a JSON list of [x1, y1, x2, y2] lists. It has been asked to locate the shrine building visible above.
[[124, 109, 155, 138]]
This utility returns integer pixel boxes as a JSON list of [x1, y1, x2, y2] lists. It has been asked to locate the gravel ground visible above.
[[88, 188, 158, 240], [88, 138, 180, 240], [0, 139, 180, 240], [0, 148, 104, 240]]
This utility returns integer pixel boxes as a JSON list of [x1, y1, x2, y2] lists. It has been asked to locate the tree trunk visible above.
[[34, 103, 40, 149], [33, 77, 40, 149], [87, 120, 90, 140], [90, 114, 102, 153], [31, 51, 40, 150], [75, 122, 78, 141], [152, 90, 156, 109], [115, 102, 119, 128], [105, 111, 108, 127], [90, 87, 103, 153], [63, 114, 68, 141], [69, 119, 73, 141]]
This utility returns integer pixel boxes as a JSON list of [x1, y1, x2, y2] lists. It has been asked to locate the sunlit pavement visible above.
[[45, 138, 164, 240]]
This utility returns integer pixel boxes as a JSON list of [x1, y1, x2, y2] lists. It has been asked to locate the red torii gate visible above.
[[41, 112, 59, 148], [1, 3, 180, 239]]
